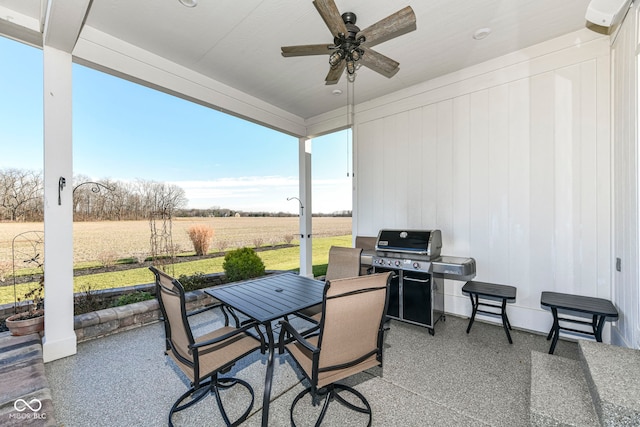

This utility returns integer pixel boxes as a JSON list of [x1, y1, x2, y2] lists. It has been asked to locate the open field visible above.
[[0, 217, 352, 266], [0, 235, 352, 305]]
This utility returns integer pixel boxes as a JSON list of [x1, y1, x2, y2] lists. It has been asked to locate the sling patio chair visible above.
[[278, 272, 391, 426], [149, 266, 265, 427], [297, 245, 363, 323]]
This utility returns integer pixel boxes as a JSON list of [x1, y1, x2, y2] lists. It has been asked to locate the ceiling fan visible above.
[[281, 0, 416, 85]]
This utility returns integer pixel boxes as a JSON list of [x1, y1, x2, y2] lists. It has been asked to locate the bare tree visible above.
[[0, 169, 187, 222], [0, 169, 43, 221]]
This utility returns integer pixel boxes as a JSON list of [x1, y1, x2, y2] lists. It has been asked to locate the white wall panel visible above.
[[611, 3, 639, 348], [468, 90, 491, 280], [382, 116, 399, 227], [354, 31, 612, 336], [508, 79, 532, 306], [451, 96, 471, 258], [355, 119, 383, 236], [554, 64, 579, 295], [578, 61, 599, 297], [596, 55, 611, 303], [420, 105, 439, 227], [436, 100, 454, 245], [407, 109, 424, 226], [488, 85, 510, 284]]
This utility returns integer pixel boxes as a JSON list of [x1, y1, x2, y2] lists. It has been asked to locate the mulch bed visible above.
[[5, 244, 295, 285]]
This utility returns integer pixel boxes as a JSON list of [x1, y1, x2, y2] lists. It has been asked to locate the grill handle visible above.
[[403, 276, 430, 284]]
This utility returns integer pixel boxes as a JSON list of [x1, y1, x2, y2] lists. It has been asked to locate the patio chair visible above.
[[278, 272, 391, 426], [297, 246, 363, 322], [149, 266, 265, 427]]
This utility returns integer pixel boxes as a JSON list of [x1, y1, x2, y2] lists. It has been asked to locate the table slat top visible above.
[[462, 281, 517, 301], [540, 291, 618, 318], [205, 272, 325, 323]]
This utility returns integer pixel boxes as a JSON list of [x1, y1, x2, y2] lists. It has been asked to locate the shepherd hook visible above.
[[286, 197, 304, 216]]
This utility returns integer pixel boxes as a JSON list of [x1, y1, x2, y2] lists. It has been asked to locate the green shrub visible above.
[[223, 247, 265, 282], [114, 291, 154, 306], [178, 272, 210, 292]]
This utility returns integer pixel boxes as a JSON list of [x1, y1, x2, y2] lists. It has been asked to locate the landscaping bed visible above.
[[0, 270, 282, 336]]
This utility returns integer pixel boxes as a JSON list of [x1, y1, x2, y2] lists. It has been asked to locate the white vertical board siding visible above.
[[508, 79, 532, 307], [529, 72, 556, 302], [436, 101, 454, 246], [421, 105, 439, 226], [354, 32, 611, 335], [407, 109, 424, 226], [356, 119, 384, 236], [488, 86, 510, 284], [611, 4, 639, 348], [451, 96, 471, 257], [468, 90, 491, 280]]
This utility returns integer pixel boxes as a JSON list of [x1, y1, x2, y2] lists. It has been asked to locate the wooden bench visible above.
[[540, 291, 618, 354], [462, 281, 517, 344]]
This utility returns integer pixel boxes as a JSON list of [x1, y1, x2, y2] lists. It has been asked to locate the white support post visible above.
[[299, 137, 313, 277], [42, 45, 76, 362]]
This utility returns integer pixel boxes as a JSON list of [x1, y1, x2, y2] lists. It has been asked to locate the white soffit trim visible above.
[[73, 26, 308, 138], [0, 5, 42, 46]]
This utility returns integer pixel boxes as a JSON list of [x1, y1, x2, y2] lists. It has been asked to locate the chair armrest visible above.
[[278, 320, 319, 354], [191, 320, 261, 350]]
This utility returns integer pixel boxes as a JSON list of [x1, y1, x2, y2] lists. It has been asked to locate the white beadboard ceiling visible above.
[[0, 0, 592, 121]]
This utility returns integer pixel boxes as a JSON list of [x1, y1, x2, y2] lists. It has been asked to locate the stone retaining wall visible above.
[[3, 271, 282, 342], [74, 289, 217, 342]]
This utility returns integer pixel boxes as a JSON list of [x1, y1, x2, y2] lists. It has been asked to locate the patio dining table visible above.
[[205, 272, 325, 427]]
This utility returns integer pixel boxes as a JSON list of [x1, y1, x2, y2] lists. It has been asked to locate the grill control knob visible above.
[[394, 260, 401, 267], [413, 262, 420, 269]]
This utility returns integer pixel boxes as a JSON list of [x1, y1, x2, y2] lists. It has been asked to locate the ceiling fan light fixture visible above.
[[329, 50, 344, 67], [346, 60, 356, 75], [179, 0, 197, 7]]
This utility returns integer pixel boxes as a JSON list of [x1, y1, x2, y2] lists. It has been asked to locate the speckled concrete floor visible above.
[[45, 308, 579, 426]]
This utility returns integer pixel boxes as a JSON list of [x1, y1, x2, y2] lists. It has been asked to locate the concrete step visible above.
[[530, 350, 600, 427], [579, 340, 640, 427], [0, 331, 56, 426]]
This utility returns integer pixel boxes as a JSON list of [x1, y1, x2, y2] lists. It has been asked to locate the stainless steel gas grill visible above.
[[372, 229, 476, 335]]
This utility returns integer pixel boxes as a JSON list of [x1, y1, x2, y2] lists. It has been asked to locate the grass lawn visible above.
[[0, 235, 352, 305]]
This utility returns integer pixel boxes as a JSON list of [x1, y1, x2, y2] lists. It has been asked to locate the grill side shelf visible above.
[[431, 256, 476, 281]]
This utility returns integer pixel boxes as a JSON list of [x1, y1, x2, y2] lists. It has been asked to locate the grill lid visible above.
[[375, 229, 442, 259]]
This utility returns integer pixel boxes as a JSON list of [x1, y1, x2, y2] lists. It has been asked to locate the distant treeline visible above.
[[0, 168, 351, 221], [177, 208, 352, 218], [0, 168, 186, 222]]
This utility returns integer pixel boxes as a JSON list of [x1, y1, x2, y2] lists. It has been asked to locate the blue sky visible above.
[[0, 36, 352, 214]]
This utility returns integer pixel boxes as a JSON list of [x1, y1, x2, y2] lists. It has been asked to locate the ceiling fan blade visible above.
[[281, 44, 332, 57], [325, 61, 345, 85], [359, 46, 399, 78], [313, 0, 348, 38], [357, 6, 416, 48]]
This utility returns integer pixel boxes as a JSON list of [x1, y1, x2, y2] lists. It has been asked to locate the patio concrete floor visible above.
[[44, 308, 580, 426]]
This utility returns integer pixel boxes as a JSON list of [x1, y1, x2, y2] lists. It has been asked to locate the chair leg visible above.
[[290, 384, 372, 427], [169, 376, 255, 427]]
